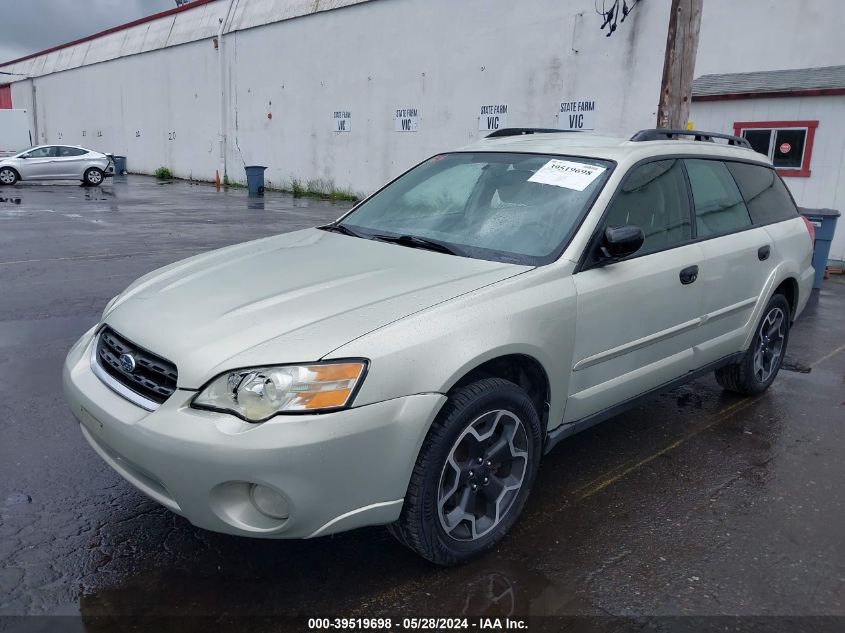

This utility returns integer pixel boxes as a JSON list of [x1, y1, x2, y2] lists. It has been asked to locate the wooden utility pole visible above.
[[657, 0, 703, 129]]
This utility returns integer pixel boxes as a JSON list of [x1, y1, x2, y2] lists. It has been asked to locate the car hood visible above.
[[104, 228, 530, 388]]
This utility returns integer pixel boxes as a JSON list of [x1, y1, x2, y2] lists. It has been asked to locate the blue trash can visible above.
[[113, 156, 127, 174], [799, 207, 841, 289], [244, 165, 267, 197]]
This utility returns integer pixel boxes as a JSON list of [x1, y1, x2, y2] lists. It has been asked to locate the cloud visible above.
[[0, 0, 175, 63]]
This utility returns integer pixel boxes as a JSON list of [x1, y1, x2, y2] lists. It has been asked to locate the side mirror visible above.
[[19, 154, 29, 159], [600, 224, 644, 261]]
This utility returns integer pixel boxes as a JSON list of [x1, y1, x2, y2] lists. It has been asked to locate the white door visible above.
[[568, 159, 705, 423], [18, 146, 58, 179], [53, 146, 90, 178]]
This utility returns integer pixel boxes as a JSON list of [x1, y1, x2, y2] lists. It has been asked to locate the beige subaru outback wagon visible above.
[[64, 128, 814, 565]]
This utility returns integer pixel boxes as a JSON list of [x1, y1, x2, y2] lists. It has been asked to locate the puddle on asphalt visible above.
[[0, 196, 22, 204], [83, 189, 114, 201], [4, 492, 33, 507]]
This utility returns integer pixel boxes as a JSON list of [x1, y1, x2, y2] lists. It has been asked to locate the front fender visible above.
[[325, 263, 578, 432]]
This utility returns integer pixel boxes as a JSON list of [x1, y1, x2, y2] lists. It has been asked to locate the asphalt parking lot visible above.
[[1, 176, 844, 631]]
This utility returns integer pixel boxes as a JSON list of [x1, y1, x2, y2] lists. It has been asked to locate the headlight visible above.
[[191, 361, 367, 422]]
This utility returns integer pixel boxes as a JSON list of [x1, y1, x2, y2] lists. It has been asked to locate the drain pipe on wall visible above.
[[216, 0, 237, 188]]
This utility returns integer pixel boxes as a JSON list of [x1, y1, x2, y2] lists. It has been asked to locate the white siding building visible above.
[[691, 67, 845, 263]]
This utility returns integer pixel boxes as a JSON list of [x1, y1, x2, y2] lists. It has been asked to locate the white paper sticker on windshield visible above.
[[528, 159, 606, 191]]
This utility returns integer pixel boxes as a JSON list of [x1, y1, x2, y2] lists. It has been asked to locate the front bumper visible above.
[[63, 328, 446, 538]]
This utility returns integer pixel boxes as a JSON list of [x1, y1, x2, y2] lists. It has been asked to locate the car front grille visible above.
[[94, 327, 178, 406]]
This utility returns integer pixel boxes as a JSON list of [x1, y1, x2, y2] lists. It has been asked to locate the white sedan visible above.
[[0, 144, 115, 186]]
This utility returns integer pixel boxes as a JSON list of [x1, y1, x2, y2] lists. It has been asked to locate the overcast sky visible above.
[[0, 0, 176, 64]]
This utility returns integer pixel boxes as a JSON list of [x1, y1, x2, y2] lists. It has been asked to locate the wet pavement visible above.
[[1, 176, 844, 631]]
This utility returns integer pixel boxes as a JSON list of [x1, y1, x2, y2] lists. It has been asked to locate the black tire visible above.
[[715, 293, 791, 396], [389, 378, 542, 566], [83, 167, 105, 186], [0, 167, 18, 186]]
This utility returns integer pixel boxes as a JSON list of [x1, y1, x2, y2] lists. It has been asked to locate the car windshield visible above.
[[337, 152, 613, 265]]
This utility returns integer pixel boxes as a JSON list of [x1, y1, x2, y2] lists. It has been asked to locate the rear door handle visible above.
[[758, 245, 771, 261], [679, 265, 699, 285]]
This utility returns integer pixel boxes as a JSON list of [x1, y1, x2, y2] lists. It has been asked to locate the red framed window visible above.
[[0, 84, 12, 109], [732, 120, 818, 178]]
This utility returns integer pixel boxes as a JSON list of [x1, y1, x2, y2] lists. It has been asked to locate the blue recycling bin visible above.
[[113, 156, 127, 174], [244, 165, 267, 197], [799, 207, 840, 289]]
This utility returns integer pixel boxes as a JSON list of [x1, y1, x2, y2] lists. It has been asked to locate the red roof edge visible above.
[[693, 87, 845, 102], [0, 0, 220, 68]]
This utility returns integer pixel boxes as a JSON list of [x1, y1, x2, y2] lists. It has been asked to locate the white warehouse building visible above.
[[0, 0, 671, 191], [0, 0, 843, 260]]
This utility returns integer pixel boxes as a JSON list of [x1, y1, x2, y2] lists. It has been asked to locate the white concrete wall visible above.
[[691, 95, 845, 262], [695, 0, 845, 76], [224, 0, 669, 192], [4, 0, 671, 193]]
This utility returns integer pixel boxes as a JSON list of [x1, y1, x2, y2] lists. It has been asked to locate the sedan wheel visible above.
[[0, 167, 18, 185], [84, 168, 104, 186]]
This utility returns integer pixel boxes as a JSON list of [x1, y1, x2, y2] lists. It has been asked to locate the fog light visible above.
[[250, 484, 290, 520]]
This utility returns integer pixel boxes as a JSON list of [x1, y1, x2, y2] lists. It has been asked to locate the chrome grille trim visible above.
[[90, 342, 159, 411], [90, 327, 178, 411]]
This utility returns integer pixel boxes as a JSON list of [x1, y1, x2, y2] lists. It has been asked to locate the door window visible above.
[[601, 159, 691, 255], [24, 146, 57, 158], [59, 147, 88, 157], [725, 162, 798, 225], [685, 159, 751, 238]]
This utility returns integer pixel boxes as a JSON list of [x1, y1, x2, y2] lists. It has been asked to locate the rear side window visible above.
[[602, 159, 691, 255], [725, 162, 798, 225], [24, 146, 58, 158], [685, 159, 751, 238], [59, 147, 88, 157]]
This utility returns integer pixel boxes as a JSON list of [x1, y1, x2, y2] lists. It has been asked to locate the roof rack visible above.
[[630, 128, 752, 149], [486, 128, 573, 138]]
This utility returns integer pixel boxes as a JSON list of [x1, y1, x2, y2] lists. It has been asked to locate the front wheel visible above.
[[389, 378, 542, 565], [0, 167, 18, 185], [83, 167, 105, 186], [715, 293, 790, 395]]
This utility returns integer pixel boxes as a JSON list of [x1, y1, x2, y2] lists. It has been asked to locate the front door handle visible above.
[[679, 265, 699, 285], [758, 245, 771, 261]]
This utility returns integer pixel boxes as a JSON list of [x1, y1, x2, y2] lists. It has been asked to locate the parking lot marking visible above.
[[811, 341, 845, 368], [577, 397, 759, 500]]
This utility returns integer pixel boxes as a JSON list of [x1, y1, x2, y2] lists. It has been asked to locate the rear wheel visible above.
[[389, 378, 542, 566], [0, 167, 18, 185], [715, 293, 790, 395], [83, 167, 104, 186]]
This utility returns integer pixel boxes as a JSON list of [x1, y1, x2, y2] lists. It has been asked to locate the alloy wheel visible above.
[[437, 409, 529, 541], [753, 306, 786, 382], [0, 169, 15, 184], [87, 170, 103, 184]]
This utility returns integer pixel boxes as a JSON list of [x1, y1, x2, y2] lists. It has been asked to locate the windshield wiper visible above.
[[370, 233, 459, 256], [317, 223, 367, 238]]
